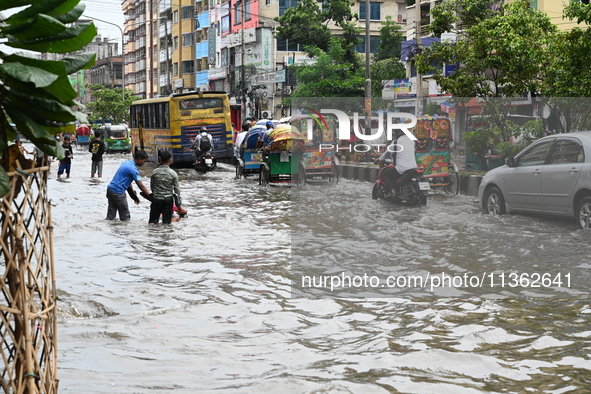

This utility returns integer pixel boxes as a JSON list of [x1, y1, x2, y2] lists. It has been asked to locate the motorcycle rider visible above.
[[375, 128, 418, 198], [192, 126, 214, 163]]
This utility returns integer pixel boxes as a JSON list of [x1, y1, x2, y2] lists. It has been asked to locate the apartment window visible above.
[[181, 6, 193, 19], [279, 0, 299, 16], [277, 37, 300, 52], [172, 62, 178, 75], [173, 36, 179, 50], [182, 33, 194, 47], [234, 3, 241, 25], [359, 2, 380, 20], [245, 1, 251, 20], [354, 35, 380, 54], [221, 48, 228, 68], [182, 60, 194, 74], [173, 10, 179, 23], [266, 0, 271, 5]]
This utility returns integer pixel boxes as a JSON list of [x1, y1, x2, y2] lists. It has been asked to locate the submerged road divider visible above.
[[337, 163, 483, 196]]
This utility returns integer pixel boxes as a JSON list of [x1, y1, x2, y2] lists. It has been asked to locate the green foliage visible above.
[[519, 119, 545, 146], [497, 140, 526, 162], [463, 127, 493, 160], [429, 0, 495, 37], [275, 0, 357, 56], [370, 58, 405, 98], [424, 101, 443, 116], [86, 84, 141, 125], [367, 15, 405, 97], [289, 37, 364, 98], [374, 16, 403, 62], [416, 0, 557, 98], [0, 0, 96, 196], [543, 3, 591, 96]]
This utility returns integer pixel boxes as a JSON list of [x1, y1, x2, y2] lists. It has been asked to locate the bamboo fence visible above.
[[0, 163, 58, 393]]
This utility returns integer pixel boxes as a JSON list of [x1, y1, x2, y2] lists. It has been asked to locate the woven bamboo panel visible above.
[[0, 165, 58, 393]]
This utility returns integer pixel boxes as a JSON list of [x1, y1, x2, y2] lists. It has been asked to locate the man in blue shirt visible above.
[[106, 150, 151, 221]]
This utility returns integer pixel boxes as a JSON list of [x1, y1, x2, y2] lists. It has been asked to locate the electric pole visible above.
[[415, 0, 423, 115]]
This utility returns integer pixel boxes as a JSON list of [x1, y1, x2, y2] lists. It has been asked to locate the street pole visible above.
[[164, 17, 171, 94], [241, 0, 246, 122], [415, 0, 422, 115], [364, 0, 371, 140], [82, 15, 125, 101]]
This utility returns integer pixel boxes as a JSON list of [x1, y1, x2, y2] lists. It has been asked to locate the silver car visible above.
[[479, 131, 591, 229]]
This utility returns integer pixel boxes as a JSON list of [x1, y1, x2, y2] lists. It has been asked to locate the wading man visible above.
[[106, 150, 151, 221]]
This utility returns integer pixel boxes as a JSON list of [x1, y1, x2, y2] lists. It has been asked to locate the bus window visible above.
[[180, 98, 222, 110]]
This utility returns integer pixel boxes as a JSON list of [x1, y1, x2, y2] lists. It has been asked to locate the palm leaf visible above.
[[5, 23, 96, 54], [5, 0, 79, 23], [3, 14, 67, 41]]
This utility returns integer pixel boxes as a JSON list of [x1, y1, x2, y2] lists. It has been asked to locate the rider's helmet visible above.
[[200, 126, 207, 136]]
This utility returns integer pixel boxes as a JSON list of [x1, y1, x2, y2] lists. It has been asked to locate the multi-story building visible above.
[[42, 23, 121, 108], [121, 0, 408, 117]]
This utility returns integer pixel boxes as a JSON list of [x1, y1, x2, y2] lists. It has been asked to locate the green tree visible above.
[[544, 2, 591, 96], [86, 84, 141, 125], [374, 16, 403, 62], [370, 16, 405, 98], [0, 0, 96, 196], [370, 59, 405, 98], [416, 0, 557, 98], [289, 38, 364, 98], [275, 0, 358, 56]]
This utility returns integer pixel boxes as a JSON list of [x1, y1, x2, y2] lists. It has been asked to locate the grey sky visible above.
[[0, 1, 124, 54], [81, 0, 125, 45]]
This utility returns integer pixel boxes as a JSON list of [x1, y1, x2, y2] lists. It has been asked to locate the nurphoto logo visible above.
[[311, 110, 417, 153]]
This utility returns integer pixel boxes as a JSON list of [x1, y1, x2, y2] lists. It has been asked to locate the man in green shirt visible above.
[[149, 151, 182, 224]]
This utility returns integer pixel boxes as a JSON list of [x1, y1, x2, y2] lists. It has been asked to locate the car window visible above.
[[549, 139, 584, 164], [516, 140, 553, 167]]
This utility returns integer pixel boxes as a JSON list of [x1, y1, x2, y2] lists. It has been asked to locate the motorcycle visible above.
[[194, 151, 217, 174], [372, 161, 429, 206]]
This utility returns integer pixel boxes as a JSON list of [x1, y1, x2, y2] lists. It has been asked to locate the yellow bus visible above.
[[129, 91, 234, 164]]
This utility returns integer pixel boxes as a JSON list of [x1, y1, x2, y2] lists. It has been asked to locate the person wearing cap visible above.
[[262, 120, 276, 146], [57, 135, 74, 178]]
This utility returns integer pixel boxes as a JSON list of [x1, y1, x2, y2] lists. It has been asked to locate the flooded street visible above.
[[47, 145, 591, 393]]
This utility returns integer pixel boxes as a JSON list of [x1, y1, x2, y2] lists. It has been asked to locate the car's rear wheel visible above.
[[484, 187, 506, 215], [576, 196, 591, 229]]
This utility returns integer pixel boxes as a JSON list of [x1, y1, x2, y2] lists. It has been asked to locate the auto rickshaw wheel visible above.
[[297, 163, 306, 186], [444, 162, 460, 196], [329, 162, 339, 183], [259, 165, 270, 186]]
